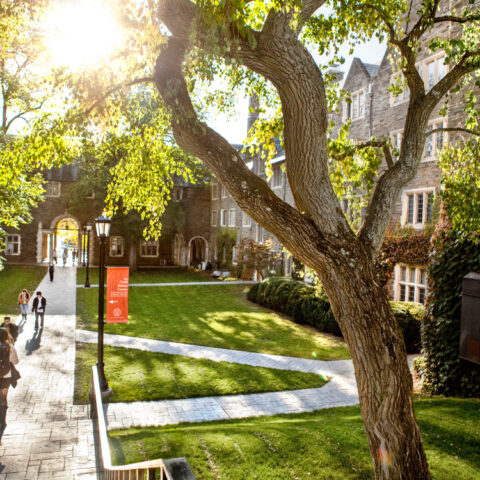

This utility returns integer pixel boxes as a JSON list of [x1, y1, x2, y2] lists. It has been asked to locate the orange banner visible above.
[[106, 267, 129, 323]]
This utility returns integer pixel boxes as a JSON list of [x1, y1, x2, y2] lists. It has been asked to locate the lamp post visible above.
[[82, 226, 87, 267], [95, 214, 112, 396], [84, 223, 92, 288]]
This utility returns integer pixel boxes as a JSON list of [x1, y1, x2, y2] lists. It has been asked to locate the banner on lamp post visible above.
[[106, 267, 129, 323]]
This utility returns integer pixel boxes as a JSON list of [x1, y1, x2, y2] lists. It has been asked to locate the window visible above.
[[45, 182, 61, 197], [391, 130, 403, 160], [220, 209, 229, 226], [211, 210, 218, 226], [403, 189, 434, 226], [243, 212, 252, 227], [211, 183, 218, 200], [345, 90, 365, 120], [229, 208, 236, 227], [172, 188, 183, 201], [395, 265, 428, 304], [221, 184, 228, 199], [109, 236, 124, 257], [390, 72, 410, 106], [256, 225, 263, 243], [417, 53, 447, 91], [5, 234, 20, 255], [423, 119, 446, 161], [140, 240, 159, 257], [271, 165, 283, 188]]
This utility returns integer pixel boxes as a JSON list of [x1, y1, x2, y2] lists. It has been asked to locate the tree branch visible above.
[[83, 76, 155, 116], [433, 13, 480, 24], [153, 36, 351, 271], [300, 0, 328, 24], [426, 127, 480, 137], [4, 100, 45, 133], [331, 139, 395, 169]]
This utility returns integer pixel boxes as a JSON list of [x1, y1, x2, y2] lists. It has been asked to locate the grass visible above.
[[0, 265, 47, 316], [77, 284, 349, 360], [76, 267, 212, 285], [74, 343, 327, 404], [109, 396, 480, 480]]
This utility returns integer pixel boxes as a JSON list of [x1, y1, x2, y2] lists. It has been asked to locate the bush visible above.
[[248, 277, 423, 352], [421, 229, 480, 397]]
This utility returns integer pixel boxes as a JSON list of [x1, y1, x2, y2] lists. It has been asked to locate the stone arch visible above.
[[50, 213, 82, 264], [187, 235, 209, 268]]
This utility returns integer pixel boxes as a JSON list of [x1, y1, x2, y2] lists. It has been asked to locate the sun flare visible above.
[[45, 0, 123, 70]]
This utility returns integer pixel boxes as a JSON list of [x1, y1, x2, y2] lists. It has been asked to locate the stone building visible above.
[[3, 164, 211, 268]]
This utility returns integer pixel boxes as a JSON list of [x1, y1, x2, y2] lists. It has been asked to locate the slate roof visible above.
[[363, 62, 380, 78]]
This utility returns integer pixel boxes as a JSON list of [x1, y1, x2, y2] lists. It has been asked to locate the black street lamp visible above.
[[82, 226, 87, 267], [84, 223, 92, 288], [95, 214, 112, 396]]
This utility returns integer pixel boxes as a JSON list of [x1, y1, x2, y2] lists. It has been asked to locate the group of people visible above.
[[0, 289, 47, 443], [52, 247, 78, 267]]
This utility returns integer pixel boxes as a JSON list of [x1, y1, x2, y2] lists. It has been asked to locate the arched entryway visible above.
[[188, 236, 208, 268], [44, 215, 81, 264]]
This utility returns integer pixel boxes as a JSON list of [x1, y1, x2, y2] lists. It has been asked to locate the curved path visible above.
[[76, 330, 359, 430]]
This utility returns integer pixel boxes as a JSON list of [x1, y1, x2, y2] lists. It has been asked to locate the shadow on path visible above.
[[25, 327, 43, 355]]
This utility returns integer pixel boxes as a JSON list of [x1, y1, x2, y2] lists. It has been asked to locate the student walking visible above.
[[49, 261, 55, 282], [62, 248, 68, 266], [0, 327, 19, 444], [17, 289, 30, 322], [0, 318, 18, 344], [32, 292, 47, 331]]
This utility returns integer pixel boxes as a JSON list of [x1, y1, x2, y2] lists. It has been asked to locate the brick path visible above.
[[76, 330, 359, 430], [0, 267, 96, 480]]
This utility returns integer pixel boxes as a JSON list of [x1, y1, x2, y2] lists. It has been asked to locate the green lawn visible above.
[[109, 397, 480, 480], [0, 265, 47, 316], [74, 343, 327, 404], [77, 284, 349, 360], [76, 267, 212, 285]]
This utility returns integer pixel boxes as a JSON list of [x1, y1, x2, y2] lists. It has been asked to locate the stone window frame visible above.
[[220, 209, 229, 227], [401, 187, 435, 228], [45, 181, 61, 197], [229, 208, 236, 227], [211, 210, 218, 226], [390, 129, 404, 160], [5, 234, 21, 255], [423, 117, 447, 162], [389, 72, 410, 107], [211, 183, 218, 200], [344, 89, 366, 121], [172, 188, 183, 201], [393, 264, 428, 304], [242, 212, 252, 227], [221, 184, 228, 199], [140, 240, 159, 258], [418, 52, 447, 91], [109, 236, 124, 257], [271, 165, 283, 189]]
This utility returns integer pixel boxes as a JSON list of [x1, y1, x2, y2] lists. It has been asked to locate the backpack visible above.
[[0, 342, 10, 377]]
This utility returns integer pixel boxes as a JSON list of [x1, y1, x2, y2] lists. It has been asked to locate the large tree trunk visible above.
[[314, 245, 430, 479]]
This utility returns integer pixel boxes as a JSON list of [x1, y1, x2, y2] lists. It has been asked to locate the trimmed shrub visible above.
[[248, 277, 423, 352], [422, 229, 480, 397]]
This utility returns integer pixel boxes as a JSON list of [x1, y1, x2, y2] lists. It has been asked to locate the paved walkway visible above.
[[76, 330, 358, 430], [0, 267, 96, 480], [77, 280, 256, 288]]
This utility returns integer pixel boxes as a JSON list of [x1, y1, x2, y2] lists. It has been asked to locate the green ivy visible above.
[[422, 228, 480, 397]]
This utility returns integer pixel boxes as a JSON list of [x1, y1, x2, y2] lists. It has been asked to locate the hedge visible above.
[[248, 276, 423, 353]]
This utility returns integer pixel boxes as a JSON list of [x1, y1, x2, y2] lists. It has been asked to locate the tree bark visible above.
[[313, 245, 430, 479]]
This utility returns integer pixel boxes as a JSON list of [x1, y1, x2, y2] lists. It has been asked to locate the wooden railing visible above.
[[90, 365, 196, 480]]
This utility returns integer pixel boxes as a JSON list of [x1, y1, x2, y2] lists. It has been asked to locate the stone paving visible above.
[[77, 280, 256, 288], [0, 266, 96, 480], [76, 330, 359, 430]]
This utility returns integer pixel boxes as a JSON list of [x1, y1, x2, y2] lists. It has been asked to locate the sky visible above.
[[208, 37, 387, 144]]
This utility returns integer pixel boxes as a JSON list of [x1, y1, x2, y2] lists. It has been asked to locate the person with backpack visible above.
[[0, 327, 19, 443], [17, 289, 30, 322], [0, 318, 18, 344], [32, 291, 47, 331]]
